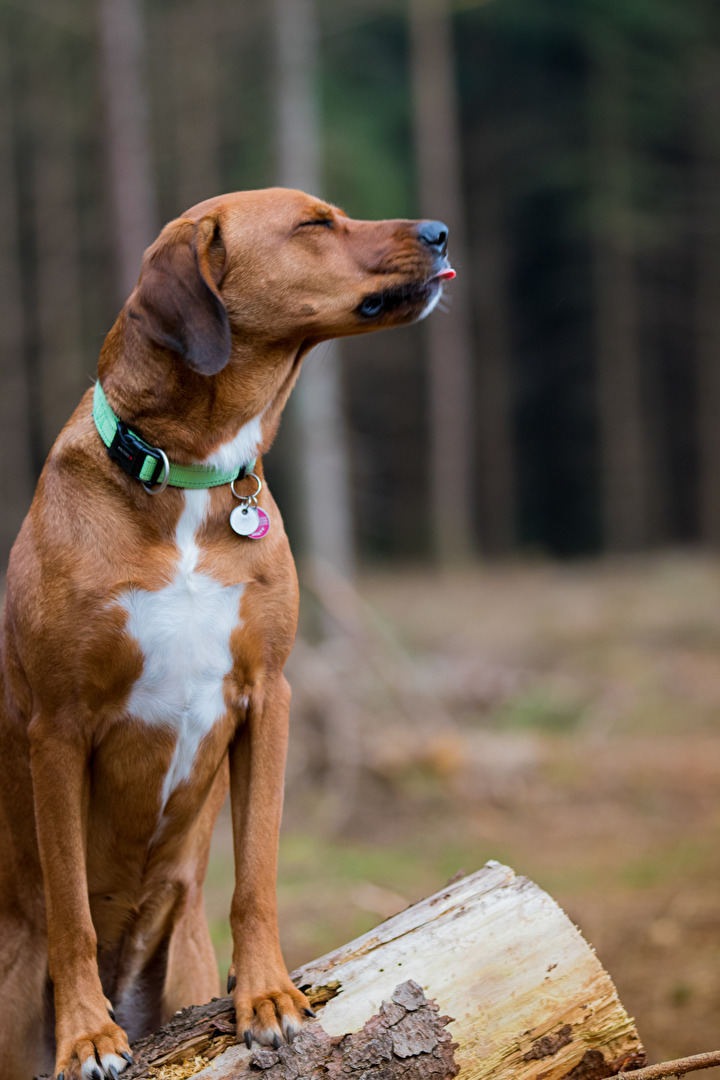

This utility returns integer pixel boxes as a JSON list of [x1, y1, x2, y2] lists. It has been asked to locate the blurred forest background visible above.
[[2, 0, 720, 1066], [4, 0, 720, 566]]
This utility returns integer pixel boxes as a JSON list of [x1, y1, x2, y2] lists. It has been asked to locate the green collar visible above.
[[93, 381, 256, 492]]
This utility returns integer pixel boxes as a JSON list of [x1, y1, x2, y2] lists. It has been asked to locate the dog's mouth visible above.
[[355, 264, 456, 323]]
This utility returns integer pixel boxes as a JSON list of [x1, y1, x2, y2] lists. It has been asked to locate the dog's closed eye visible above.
[[297, 218, 333, 230]]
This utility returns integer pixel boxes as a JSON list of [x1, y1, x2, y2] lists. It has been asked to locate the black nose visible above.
[[416, 220, 449, 255]]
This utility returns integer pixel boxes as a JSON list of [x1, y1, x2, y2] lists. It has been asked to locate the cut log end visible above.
[[291, 861, 645, 1080]]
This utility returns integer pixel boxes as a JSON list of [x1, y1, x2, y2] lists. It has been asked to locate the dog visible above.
[[0, 187, 453, 1080]]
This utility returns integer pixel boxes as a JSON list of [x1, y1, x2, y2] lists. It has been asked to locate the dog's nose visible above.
[[416, 221, 449, 255]]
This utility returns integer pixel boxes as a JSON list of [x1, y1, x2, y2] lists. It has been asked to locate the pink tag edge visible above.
[[248, 506, 271, 540]]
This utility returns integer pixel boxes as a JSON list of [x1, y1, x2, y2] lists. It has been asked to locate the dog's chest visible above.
[[117, 489, 243, 810]]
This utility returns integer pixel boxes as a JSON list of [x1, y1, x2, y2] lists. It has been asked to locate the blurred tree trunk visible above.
[[98, 0, 157, 303], [588, 28, 648, 551], [27, 13, 85, 455], [472, 116, 516, 555], [409, 0, 475, 564], [0, 29, 34, 563], [169, 0, 221, 213], [271, 0, 355, 583], [692, 40, 720, 547]]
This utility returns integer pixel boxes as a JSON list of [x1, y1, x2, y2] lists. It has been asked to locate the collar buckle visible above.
[[108, 419, 165, 485]]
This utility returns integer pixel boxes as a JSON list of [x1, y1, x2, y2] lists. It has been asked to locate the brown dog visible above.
[[0, 188, 453, 1080]]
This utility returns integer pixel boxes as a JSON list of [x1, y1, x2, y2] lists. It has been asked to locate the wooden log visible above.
[[290, 861, 645, 1080], [37, 862, 645, 1080]]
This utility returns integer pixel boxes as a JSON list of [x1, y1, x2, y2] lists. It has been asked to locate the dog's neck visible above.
[[96, 310, 310, 468]]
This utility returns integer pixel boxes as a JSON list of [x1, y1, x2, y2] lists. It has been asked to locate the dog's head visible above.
[[127, 188, 454, 376]]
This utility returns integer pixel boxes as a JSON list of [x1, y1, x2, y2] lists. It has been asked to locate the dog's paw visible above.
[[234, 981, 315, 1049], [55, 1020, 132, 1080]]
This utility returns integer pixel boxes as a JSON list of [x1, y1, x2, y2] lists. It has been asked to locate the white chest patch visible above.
[[117, 489, 244, 813], [203, 412, 264, 473]]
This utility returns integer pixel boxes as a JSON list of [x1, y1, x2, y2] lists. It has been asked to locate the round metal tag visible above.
[[230, 504, 260, 536], [248, 507, 271, 539]]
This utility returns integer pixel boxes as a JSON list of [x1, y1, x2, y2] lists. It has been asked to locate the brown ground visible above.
[[206, 553, 720, 1066]]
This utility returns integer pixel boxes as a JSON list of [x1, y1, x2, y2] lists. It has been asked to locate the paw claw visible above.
[[121, 1052, 133, 1065], [244, 1030, 253, 1050], [227, 972, 237, 994], [272, 1033, 281, 1050], [304, 1007, 317, 1018], [282, 1015, 300, 1043], [101, 1051, 131, 1077]]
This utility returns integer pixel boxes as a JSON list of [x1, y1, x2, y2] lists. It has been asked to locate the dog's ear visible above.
[[129, 213, 232, 375]]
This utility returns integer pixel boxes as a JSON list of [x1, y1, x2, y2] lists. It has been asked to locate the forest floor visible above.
[[205, 552, 720, 1066]]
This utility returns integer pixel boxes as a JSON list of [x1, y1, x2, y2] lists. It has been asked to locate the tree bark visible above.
[[692, 37, 720, 547], [72, 980, 457, 1080], [271, 0, 355, 584], [168, 0, 222, 213], [97, 0, 157, 302], [588, 27, 648, 551], [42, 863, 644, 1080], [471, 115, 517, 555], [0, 28, 34, 564], [27, 10, 86, 456], [409, 0, 476, 564]]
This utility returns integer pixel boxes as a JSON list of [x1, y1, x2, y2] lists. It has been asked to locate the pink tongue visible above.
[[436, 268, 456, 280]]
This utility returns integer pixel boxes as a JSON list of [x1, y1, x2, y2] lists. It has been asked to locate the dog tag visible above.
[[230, 504, 260, 536], [248, 507, 271, 539]]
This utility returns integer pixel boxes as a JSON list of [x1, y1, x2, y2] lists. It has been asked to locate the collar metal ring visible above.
[[143, 448, 170, 494], [231, 470, 262, 501]]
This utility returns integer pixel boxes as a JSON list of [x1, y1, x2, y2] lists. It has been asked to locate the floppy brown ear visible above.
[[128, 214, 232, 375]]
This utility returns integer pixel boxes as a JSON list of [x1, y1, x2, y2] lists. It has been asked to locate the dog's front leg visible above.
[[227, 674, 312, 1048], [29, 718, 132, 1079]]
